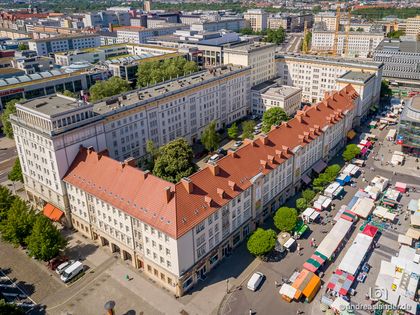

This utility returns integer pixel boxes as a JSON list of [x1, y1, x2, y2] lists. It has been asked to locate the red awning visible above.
[[362, 224, 378, 238], [43, 203, 64, 221]]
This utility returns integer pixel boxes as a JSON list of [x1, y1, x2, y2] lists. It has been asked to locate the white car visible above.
[[247, 272, 264, 291]]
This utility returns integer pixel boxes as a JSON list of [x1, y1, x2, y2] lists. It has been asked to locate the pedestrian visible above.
[[275, 280, 279, 287], [249, 308, 253, 315], [125, 274, 130, 281], [310, 240, 313, 247]]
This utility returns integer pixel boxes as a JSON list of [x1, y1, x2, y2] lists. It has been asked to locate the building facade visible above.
[[311, 31, 384, 58], [28, 34, 101, 56], [243, 9, 268, 32], [405, 16, 420, 37], [116, 25, 186, 44], [398, 95, 420, 156], [275, 54, 383, 122], [223, 42, 276, 87], [61, 85, 358, 297]]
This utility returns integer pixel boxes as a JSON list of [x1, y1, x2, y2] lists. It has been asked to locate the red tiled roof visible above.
[[64, 85, 358, 239]]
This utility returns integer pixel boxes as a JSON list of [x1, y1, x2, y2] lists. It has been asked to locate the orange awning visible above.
[[43, 203, 64, 221]]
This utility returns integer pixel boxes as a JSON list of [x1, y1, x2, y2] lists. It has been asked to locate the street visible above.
[[0, 135, 18, 183]]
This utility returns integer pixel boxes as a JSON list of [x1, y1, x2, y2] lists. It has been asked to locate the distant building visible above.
[[83, 11, 131, 28], [116, 25, 186, 44], [223, 42, 276, 87], [190, 18, 248, 33], [144, 0, 152, 12], [251, 80, 302, 117], [28, 34, 101, 56], [398, 95, 420, 156], [373, 38, 420, 86], [405, 15, 420, 37], [244, 9, 268, 32]]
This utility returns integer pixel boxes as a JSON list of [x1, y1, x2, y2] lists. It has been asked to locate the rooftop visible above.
[[18, 95, 87, 117], [337, 71, 375, 84], [224, 41, 276, 53], [375, 39, 420, 54], [276, 53, 384, 69], [262, 85, 302, 98], [64, 85, 358, 238], [30, 33, 100, 42], [93, 65, 249, 115]]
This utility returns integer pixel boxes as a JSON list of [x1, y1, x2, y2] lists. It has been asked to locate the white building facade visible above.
[[28, 34, 101, 56]]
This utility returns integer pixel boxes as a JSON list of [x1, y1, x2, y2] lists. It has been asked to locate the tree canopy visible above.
[[273, 207, 298, 232], [153, 138, 197, 183], [201, 120, 220, 152], [380, 80, 392, 98], [137, 57, 198, 88], [0, 299, 24, 315], [89, 77, 131, 101], [313, 164, 341, 191], [62, 90, 77, 98], [387, 30, 405, 39], [8, 159, 23, 182], [241, 120, 256, 140], [18, 43, 28, 51], [0, 186, 15, 222], [296, 198, 308, 211], [265, 27, 286, 45], [302, 189, 316, 202], [227, 122, 239, 140], [342, 144, 361, 161], [26, 215, 67, 261], [1, 99, 20, 139], [247, 228, 277, 256], [262, 107, 289, 133], [0, 198, 35, 245], [302, 31, 312, 53]]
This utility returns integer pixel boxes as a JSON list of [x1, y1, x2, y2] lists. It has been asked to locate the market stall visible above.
[[364, 185, 381, 200], [340, 210, 357, 222], [406, 228, 420, 240], [407, 199, 420, 213], [338, 233, 373, 275], [335, 174, 351, 187], [303, 251, 327, 273], [371, 176, 389, 192], [342, 164, 359, 177], [302, 208, 319, 223], [279, 284, 298, 302], [373, 206, 397, 222], [397, 234, 413, 246], [384, 189, 400, 202], [325, 182, 342, 198], [350, 197, 375, 219], [361, 224, 379, 238], [386, 129, 397, 141], [326, 269, 355, 296], [291, 269, 321, 303], [316, 219, 353, 260], [293, 220, 309, 239], [313, 195, 332, 211], [395, 182, 407, 193], [330, 297, 350, 314], [410, 214, 420, 228]]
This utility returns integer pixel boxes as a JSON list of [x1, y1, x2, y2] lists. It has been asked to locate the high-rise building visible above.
[[144, 0, 152, 12], [28, 34, 101, 56], [405, 15, 420, 37], [243, 9, 268, 32], [398, 95, 420, 156]]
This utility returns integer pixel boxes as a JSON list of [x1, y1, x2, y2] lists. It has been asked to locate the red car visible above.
[[47, 256, 69, 271]]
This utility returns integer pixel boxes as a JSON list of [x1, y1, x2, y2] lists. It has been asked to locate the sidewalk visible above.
[[0, 136, 16, 150]]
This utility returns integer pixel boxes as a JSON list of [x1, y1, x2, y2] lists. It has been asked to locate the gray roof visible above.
[[337, 71, 375, 84], [375, 39, 420, 54], [19, 95, 85, 117]]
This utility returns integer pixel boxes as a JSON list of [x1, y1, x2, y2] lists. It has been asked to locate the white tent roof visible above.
[[406, 228, 420, 240], [330, 296, 349, 312], [316, 219, 353, 259], [373, 206, 388, 218], [397, 234, 413, 246], [398, 296, 418, 315], [302, 207, 315, 218], [379, 260, 396, 277], [411, 214, 420, 227], [408, 199, 419, 212], [338, 233, 373, 275], [279, 284, 297, 299], [284, 238, 295, 249], [351, 197, 375, 219], [310, 211, 320, 221], [325, 182, 341, 196]]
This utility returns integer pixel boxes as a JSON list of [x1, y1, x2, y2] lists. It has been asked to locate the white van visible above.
[[60, 261, 83, 283], [55, 260, 74, 275], [247, 272, 264, 291]]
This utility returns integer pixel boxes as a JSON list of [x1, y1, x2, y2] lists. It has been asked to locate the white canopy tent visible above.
[[316, 219, 353, 259], [373, 206, 396, 221], [351, 197, 375, 219], [330, 297, 349, 313], [279, 284, 297, 300], [397, 234, 413, 246], [338, 233, 373, 275], [406, 228, 420, 240], [325, 182, 341, 198], [411, 214, 420, 228]]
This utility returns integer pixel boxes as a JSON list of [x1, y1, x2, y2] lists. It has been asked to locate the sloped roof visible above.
[[64, 84, 358, 239]]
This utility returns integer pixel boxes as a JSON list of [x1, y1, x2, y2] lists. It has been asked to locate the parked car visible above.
[[47, 256, 68, 271], [56, 260, 74, 275], [247, 272, 264, 291], [233, 141, 243, 148], [208, 154, 220, 163], [216, 148, 227, 156], [256, 123, 263, 129], [60, 261, 84, 283]]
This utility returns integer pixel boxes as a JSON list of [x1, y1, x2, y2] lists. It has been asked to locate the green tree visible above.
[[313, 174, 328, 191], [380, 80, 392, 98], [302, 31, 312, 53], [0, 198, 35, 245], [342, 144, 361, 161], [183, 61, 199, 75], [145, 139, 159, 170], [265, 27, 286, 44], [387, 30, 405, 38], [8, 159, 23, 182], [273, 207, 298, 232], [62, 90, 76, 98], [296, 198, 308, 211], [18, 43, 28, 51], [239, 28, 254, 35], [356, 27, 364, 32], [241, 120, 256, 140], [247, 228, 277, 257], [136, 61, 154, 87], [0, 186, 15, 222], [26, 215, 67, 261], [262, 107, 289, 133], [324, 164, 341, 181], [312, 5, 321, 14], [227, 122, 239, 140], [153, 138, 197, 183], [1, 99, 20, 139], [89, 77, 130, 101], [0, 299, 24, 315], [201, 120, 220, 152], [302, 189, 316, 202]]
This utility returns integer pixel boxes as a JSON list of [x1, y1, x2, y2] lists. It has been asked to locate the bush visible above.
[[247, 228, 277, 256], [273, 207, 298, 232]]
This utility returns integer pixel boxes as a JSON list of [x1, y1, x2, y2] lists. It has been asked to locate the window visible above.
[[196, 245, 206, 259], [196, 221, 205, 234]]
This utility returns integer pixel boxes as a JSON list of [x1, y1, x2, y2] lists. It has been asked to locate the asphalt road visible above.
[[0, 139, 18, 182]]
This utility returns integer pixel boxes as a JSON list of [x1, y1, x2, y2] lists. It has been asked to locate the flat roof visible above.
[[30, 33, 100, 42], [410, 95, 420, 111], [19, 95, 84, 117], [375, 39, 420, 54], [276, 53, 383, 69], [224, 41, 276, 52], [337, 71, 375, 83], [0, 67, 24, 75], [94, 65, 249, 115], [263, 85, 301, 98]]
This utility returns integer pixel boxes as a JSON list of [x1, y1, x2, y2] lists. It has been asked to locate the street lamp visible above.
[[104, 300, 116, 315]]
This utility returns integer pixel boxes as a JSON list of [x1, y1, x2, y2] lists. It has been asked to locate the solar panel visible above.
[[40, 72, 52, 78], [0, 80, 7, 86], [29, 74, 42, 80], [50, 70, 62, 76], [5, 78, 19, 84]]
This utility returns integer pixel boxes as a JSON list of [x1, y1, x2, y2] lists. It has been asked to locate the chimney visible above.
[[208, 162, 220, 176], [124, 157, 136, 167], [228, 150, 238, 158], [164, 187, 172, 203], [181, 177, 193, 194], [281, 121, 290, 128], [244, 138, 256, 146], [109, 23, 113, 32], [296, 115, 303, 123], [87, 146, 94, 154], [267, 155, 275, 163], [270, 125, 279, 131], [143, 170, 150, 180], [204, 195, 213, 207], [228, 180, 237, 191], [217, 188, 225, 199], [260, 135, 269, 145], [260, 160, 267, 169]]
